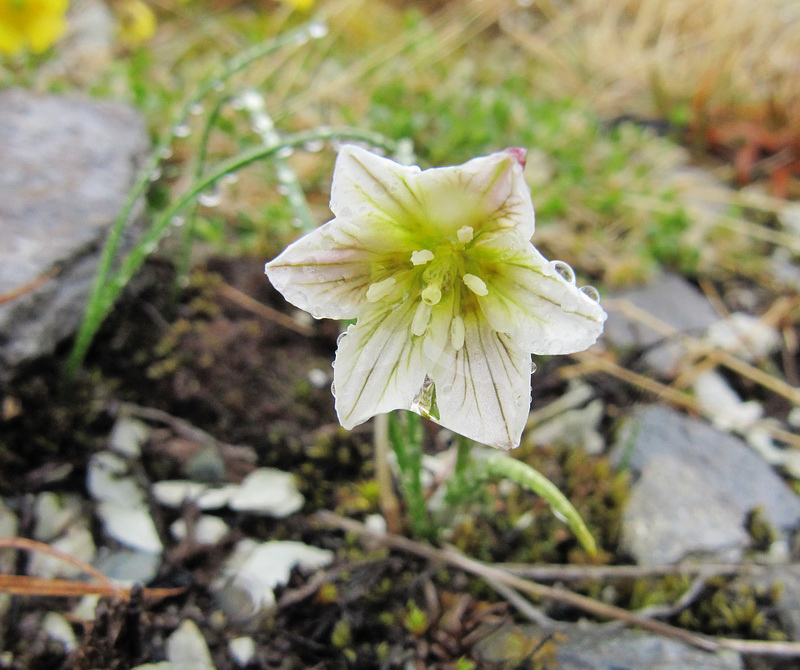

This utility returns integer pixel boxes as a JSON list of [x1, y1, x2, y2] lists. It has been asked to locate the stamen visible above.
[[457, 226, 474, 244], [463, 273, 488, 296], [366, 277, 397, 303], [411, 300, 433, 336], [411, 249, 435, 266], [450, 315, 465, 350], [421, 284, 442, 306]]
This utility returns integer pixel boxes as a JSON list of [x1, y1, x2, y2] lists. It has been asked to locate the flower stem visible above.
[[373, 413, 403, 534]]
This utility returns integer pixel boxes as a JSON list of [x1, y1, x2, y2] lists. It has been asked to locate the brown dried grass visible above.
[[503, 0, 800, 127]]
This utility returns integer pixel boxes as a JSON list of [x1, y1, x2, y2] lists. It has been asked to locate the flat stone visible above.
[[475, 623, 743, 670], [602, 273, 719, 375], [612, 405, 800, 557], [93, 547, 161, 585], [622, 456, 749, 564], [0, 89, 149, 380]]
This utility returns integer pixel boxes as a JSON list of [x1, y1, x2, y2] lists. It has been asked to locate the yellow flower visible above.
[[0, 0, 69, 55], [115, 0, 156, 47], [280, 0, 316, 11]]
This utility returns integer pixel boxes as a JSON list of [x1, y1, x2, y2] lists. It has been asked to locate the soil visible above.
[[0, 257, 795, 670]]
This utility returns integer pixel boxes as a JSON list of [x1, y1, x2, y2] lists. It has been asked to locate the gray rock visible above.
[[0, 89, 149, 380], [622, 456, 749, 564], [475, 623, 743, 670], [602, 273, 718, 375], [613, 405, 800, 562]]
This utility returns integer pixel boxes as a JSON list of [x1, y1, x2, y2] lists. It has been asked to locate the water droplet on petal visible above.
[[551, 260, 576, 284], [580, 285, 601, 302], [530, 359, 537, 374], [330, 382, 336, 398], [336, 331, 348, 345], [411, 376, 435, 417]]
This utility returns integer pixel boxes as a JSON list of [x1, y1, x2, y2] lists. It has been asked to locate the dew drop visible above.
[[308, 22, 328, 39], [580, 285, 601, 302], [189, 102, 204, 116], [411, 376, 435, 417], [303, 139, 325, 153], [198, 184, 222, 207], [530, 359, 537, 374], [221, 173, 239, 185], [158, 146, 173, 160], [170, 215, 185, 228], [276, 185, 289, 196], [149, 166, 163, 181], [330, 382, 336, 398], [173, 123, 191, 138], [551, 260, 576, 284], [336, 331, 348, 345], [276, 146, 294, 159]]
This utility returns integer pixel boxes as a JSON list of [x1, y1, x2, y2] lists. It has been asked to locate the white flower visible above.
[[265, 145, 606, 449]]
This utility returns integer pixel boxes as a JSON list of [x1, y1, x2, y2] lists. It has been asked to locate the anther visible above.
[[366, 277, 397, 302], [411, 249, 435, 266], [411, 300, 433, 336], [463, 273, 488, 296], [457, 226, 474, 244]]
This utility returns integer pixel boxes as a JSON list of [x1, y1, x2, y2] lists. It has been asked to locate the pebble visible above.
[[613, 405, 800, 564], [602, 273, 719, 376], [475, 622, 743, 669], [215, 539, 333, 619], [170, 515, 230, 545]]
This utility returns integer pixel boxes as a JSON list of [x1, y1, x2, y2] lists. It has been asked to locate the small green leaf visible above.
[[482, 455, 597, 555]]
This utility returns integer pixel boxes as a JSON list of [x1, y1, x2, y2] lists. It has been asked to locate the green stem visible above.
[[482, 456, 597, 555], [388, 411, 431, 540], [64, 126, 400, 378]]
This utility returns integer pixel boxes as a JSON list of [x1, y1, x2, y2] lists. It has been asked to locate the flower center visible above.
[[403, 228, 492, 348]]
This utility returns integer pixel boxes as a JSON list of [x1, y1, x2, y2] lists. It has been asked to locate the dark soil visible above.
[[0, 257, 794, 670]]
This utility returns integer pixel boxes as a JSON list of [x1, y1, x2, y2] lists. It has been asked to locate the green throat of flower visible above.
[[366, 224, 492, 352]]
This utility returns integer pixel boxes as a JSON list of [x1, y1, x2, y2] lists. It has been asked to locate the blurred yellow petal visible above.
[[116, 0, 156, 46], [0, 0, 69, 55], [280, 0, 316, 11]]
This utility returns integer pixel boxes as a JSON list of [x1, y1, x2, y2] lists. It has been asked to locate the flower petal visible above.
[[475, 232, 607, 355], [330, 145, 426, 250], [265, 218, 394, 320], [414, 148, 536, 240], [430, 312, 532, 449], [334, 302, 428, 429], [331, 146, 535, 246]]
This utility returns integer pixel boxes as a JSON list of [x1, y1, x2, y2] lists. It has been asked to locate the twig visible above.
[[218, 282, 315, 337], [0, 537, 184, 601], [374, 413, 404, 534], [315, 511, 800, 657], [113, 401, 257, 464], [500, 562, 764, 581]]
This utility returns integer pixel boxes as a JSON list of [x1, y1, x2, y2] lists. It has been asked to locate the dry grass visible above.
[[502, 0, 800, 127]]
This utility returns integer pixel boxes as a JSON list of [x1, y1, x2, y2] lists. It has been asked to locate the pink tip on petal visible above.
[[506, 147, 527, 169]]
